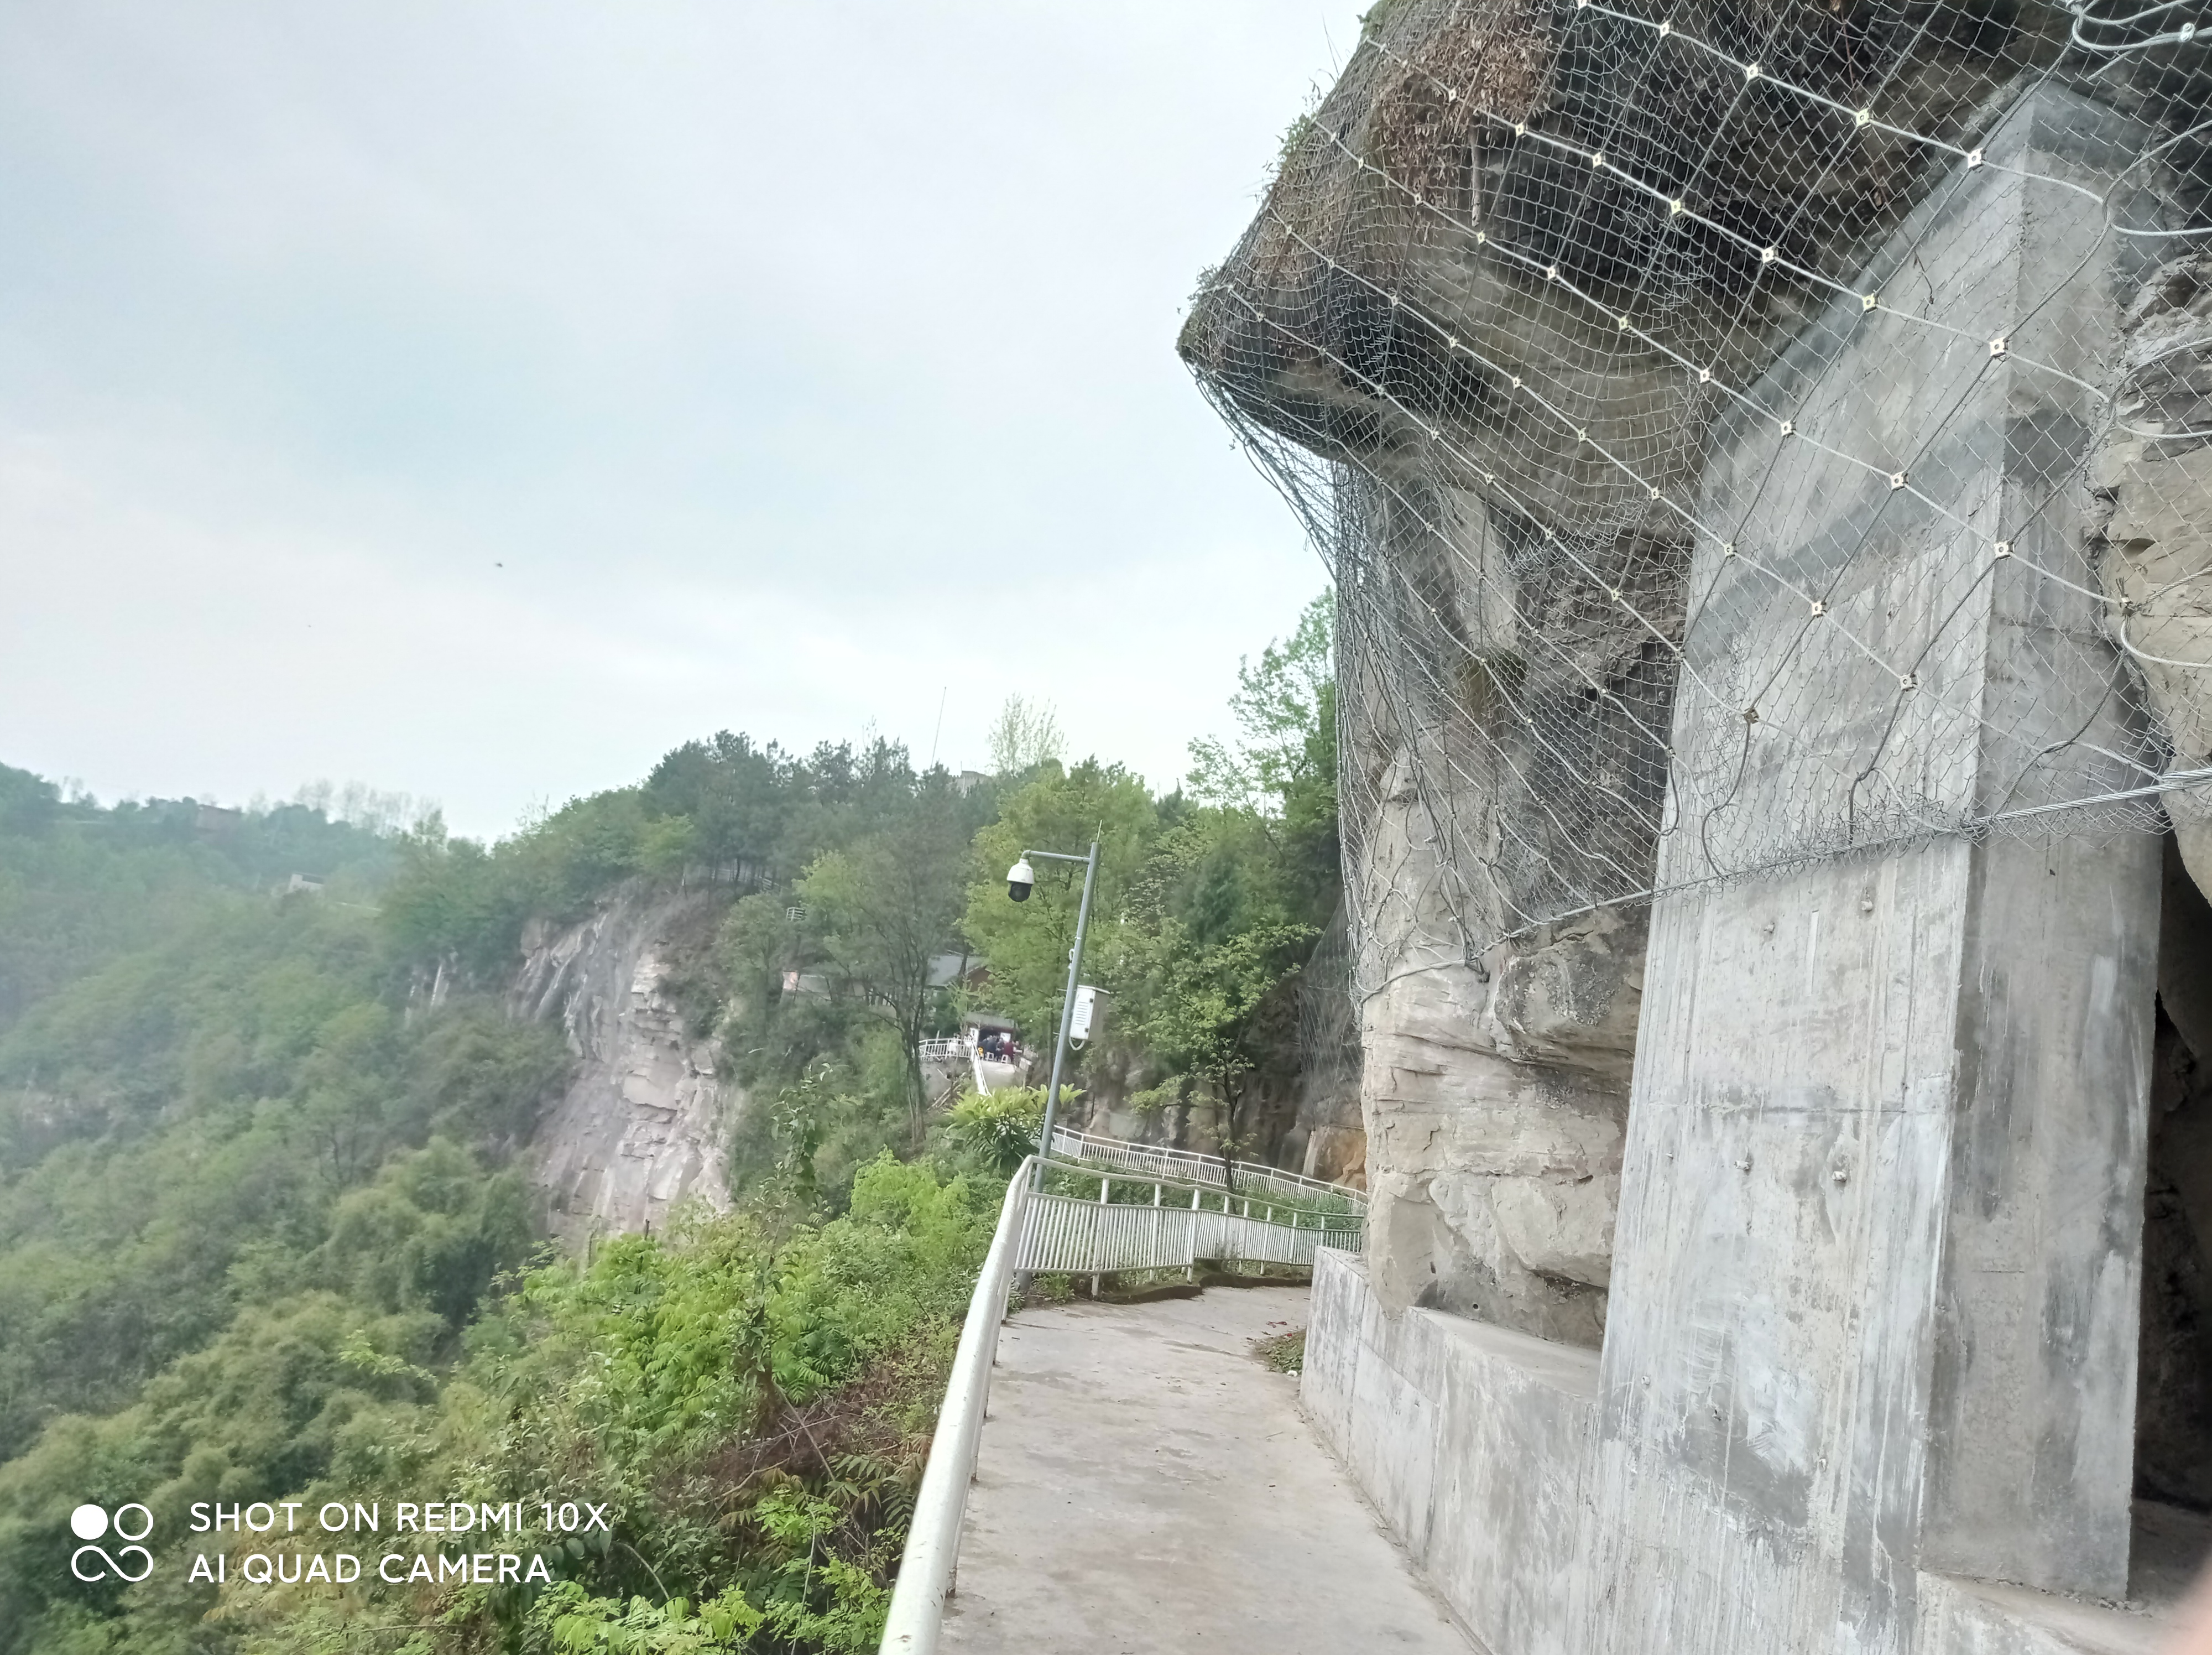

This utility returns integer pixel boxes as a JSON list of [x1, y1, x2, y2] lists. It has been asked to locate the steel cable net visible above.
[[1296, 901, 1364, 1095], [1182, 0, 2212, 997]]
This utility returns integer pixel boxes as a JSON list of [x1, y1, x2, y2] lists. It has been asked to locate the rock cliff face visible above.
[[2094, 251, 2212, 894], [1182, 0, 2212, 1349], [510, 885, 734, 1241], [1352, 741, 1640, 1343]]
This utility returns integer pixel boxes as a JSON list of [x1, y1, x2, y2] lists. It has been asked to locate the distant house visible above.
[[196, 804, 243, 836], [284, 873, 326, 896]]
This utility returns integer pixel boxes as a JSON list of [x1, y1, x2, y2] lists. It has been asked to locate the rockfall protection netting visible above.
[[1296, 900, 1364, 1094], [1182, 0, 2212, 998]]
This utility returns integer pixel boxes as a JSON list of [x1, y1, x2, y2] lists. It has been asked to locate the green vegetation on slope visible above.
[[2, 1154, 994, 1655], [961, 592, 1342, 1159], [0, 787, 569, 1653], [0, 764, 398, 1036], [0, 772, 566, 1472], [0, 592, 1343, 1653], [0, 755, 999, 1654]]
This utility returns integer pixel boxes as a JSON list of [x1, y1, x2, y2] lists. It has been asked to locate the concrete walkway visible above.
[[940, 1283, 1473, 1654]]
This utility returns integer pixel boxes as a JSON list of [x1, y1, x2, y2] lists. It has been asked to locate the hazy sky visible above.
[[0, 2, 1364, 839]]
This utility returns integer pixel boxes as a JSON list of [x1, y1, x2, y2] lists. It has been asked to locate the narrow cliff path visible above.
[[938, 1284, 1473, 1654]]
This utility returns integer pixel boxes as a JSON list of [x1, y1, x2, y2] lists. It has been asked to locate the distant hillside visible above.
[[0, 602, 1346, 1653], [0, 768, 561, 1477], [0, 763, 399, 1036]]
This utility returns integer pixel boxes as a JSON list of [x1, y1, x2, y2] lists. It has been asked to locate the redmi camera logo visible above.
[[69, 1503, 154, 1581]]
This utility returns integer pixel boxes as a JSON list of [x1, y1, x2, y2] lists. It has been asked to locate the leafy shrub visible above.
[[943, 1086, 1054, 1175], [338, 1153, 994, 1653]]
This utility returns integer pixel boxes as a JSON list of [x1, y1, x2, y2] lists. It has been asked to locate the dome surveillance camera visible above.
[[1006, 857, 1035, 902]]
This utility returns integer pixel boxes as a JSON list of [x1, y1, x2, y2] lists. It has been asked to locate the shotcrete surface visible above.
[[939, 1284, 1472, 1654]]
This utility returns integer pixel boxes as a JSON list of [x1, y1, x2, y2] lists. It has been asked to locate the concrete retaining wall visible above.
[[1301, 85, 2174, 1655], [1305, 1246, 1596, 1655], [1305, 1249, 2161, 1655]]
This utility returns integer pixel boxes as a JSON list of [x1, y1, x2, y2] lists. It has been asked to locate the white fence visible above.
[[879, 1151, 1361, 1654], [1050, 1126, 1366, 1211], [880, 1159, 1033, 1655], [1016, 1183, 1361, 1274]]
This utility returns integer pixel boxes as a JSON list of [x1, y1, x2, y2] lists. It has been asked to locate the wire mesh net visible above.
[[1295, 899, 1364, 1095], [1182, 0, 2212, 997]]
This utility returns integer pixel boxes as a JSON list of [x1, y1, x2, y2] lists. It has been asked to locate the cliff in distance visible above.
[[509, 883, 734, 1240]]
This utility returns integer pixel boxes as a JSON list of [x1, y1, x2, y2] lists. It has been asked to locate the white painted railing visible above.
[[1016, 1185, 1361, 1272], [879, 1151, 1361, 1654], [1018, 1190, 1196, 1273], [1050, 1126, 1367, 1210], [880, 1158, 1034, 1655]]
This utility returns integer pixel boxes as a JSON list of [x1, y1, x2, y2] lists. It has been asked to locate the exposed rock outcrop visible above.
[[2095, 251, 2212, 895], [1287, 907, 1370, 1188], [1184, 0, 2212, 1344], [510, 885, 735, 1241], [1354, 771, 1639, 1340]]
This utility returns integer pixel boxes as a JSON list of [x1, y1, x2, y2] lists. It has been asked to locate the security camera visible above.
[[1006, 857, 1035, 902]]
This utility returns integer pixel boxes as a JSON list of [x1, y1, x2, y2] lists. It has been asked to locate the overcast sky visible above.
[[0, 2, 1363, 839]]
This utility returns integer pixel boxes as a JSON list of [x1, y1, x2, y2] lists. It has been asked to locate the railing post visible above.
[[1092, 1174, 1109, 1298], [1159, 1177, 1177, 1283]]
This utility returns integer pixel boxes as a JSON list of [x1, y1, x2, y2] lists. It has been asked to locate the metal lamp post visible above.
[[1004, 840, 1098, 1189]]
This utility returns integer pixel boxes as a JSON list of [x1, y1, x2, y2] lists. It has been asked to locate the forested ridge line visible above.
[[0, 592, 1338, 1654]]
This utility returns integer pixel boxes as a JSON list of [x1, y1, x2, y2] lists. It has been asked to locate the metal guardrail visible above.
[[878, 1145, 1362, 1654], [1018, 1186, 1361, 1272], [1050, 1126, 1368, 1210], [880, 1157, 1033, 1655]]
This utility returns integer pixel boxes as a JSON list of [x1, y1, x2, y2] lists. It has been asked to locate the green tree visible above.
[[0, 1153, 994, 1655], [959, 761, 1157, 1053], [1135, 910, 1314, 1174], [985, 695, 1062, 777], [1187, 590, 1335, 819], [0, 884, 567, 1474], [797, 796, 971, 1139], [0, 763, 397, 1039], [943, 1085, 1050, 1176], [1118, 592, 1342, 1167], [719, 890, 810, 1033]]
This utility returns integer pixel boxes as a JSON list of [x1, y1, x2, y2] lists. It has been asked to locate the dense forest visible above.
[[0, 594, 1338, 1654]]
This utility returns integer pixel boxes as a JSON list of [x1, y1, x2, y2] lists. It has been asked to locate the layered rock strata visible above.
[[510, 885, 733, 1240]]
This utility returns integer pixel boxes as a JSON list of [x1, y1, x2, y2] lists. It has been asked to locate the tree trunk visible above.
[[1218, 1075, 1241, 1195], [902, 1025, 928, 1150]]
